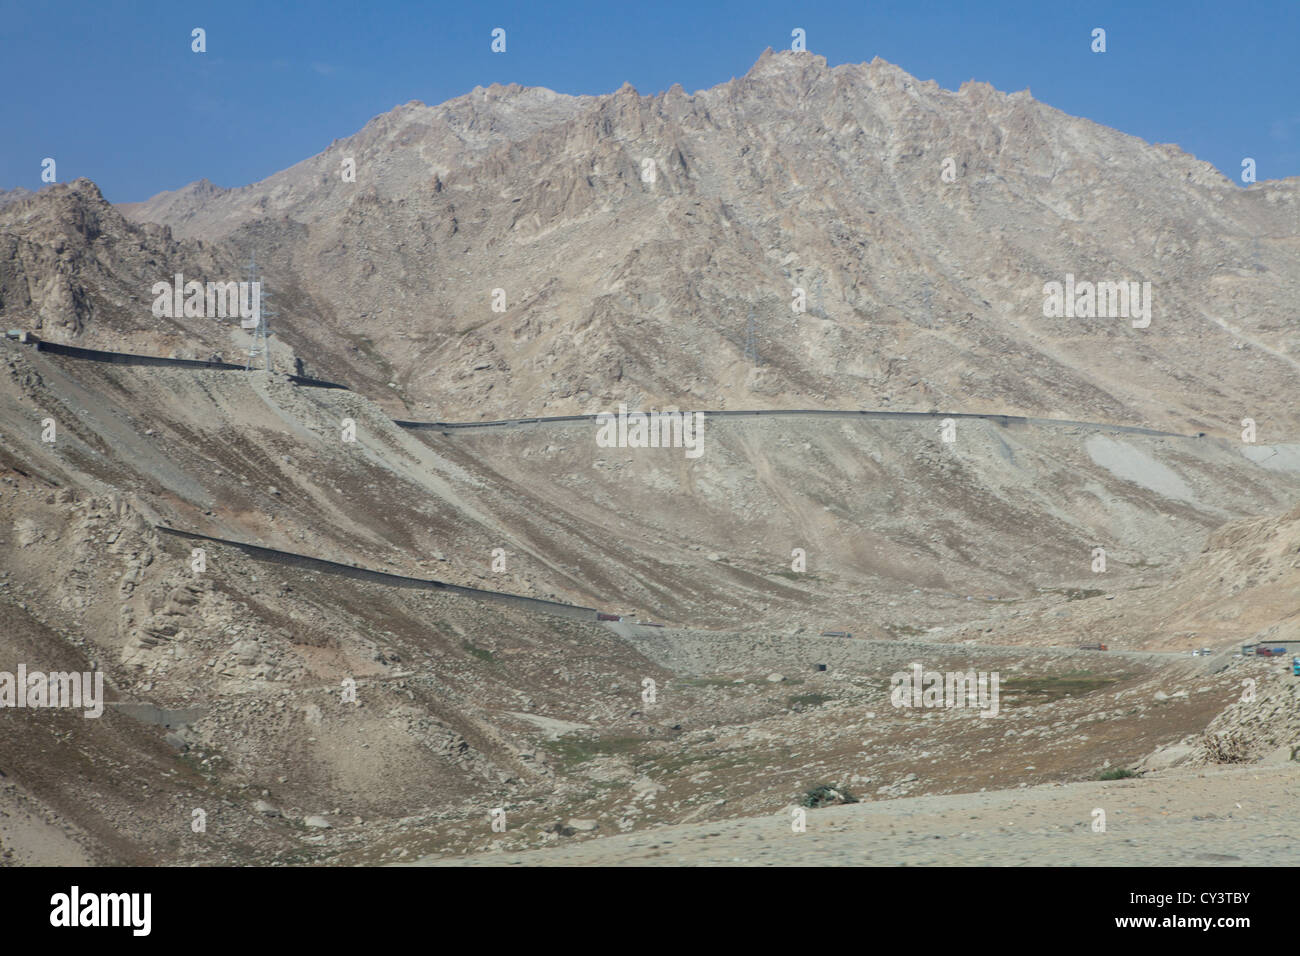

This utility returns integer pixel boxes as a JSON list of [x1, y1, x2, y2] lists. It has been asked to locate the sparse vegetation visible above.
[[1000, 673, 1120, 701], [801, 784, 859, 808], [1202, 730, 1252, 764], [461, 641, 496, 663], [1096, 767, 1137, 780], [885, 623, 927, 638], [540, 735, 661, 769]]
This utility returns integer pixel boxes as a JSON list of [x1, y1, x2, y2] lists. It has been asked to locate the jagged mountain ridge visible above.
[[4, 49, 1299, 432]]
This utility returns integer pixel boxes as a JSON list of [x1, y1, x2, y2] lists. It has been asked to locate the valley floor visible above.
[[414, 764, 1300, 866]]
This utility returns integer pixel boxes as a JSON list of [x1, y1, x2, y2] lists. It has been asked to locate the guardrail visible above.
[[394, 408, 1191, 438], [154, 526, 602, 622], [17, 334, 1197, 437], [30, 339, 348, 389]]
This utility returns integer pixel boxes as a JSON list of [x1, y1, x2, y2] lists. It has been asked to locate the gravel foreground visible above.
[[414, 765, 1300, 866]]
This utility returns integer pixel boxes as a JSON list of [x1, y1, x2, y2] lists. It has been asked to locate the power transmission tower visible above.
[[243, 253, 276, 372], [744, 308, 760, 365]]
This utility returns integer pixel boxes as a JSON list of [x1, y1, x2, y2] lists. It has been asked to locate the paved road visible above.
[[19, 337, 1200, 439], [155, 526, 603, 622], [395, 408, 1197, 438]]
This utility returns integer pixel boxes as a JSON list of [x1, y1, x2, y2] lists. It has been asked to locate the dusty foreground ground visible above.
[[416, 765, 1300, 866], [2, 347, 1297, 865]]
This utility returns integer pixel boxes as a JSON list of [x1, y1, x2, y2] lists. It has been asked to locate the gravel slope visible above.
[[416, 765, 1300, 866]]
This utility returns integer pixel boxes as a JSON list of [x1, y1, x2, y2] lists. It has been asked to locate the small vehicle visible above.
[[1199, 647, 1213, 656]]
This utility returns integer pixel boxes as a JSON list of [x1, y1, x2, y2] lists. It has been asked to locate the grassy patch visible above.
[[646, 747, 761, 777], [1096, 767, 1137, 780], [541, 735, 658, 769], [999, 674, 1120, 702], [461, 641, 497, 664]]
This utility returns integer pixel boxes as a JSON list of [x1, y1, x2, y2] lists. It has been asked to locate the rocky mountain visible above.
[[109, 48, 1300, 431], [1, 50, 1297, 865], [4, 51, 1297, 429], [0, 187, 35, 211]]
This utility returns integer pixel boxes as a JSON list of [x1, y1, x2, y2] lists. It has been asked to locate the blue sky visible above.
[[2, 0, 1297, 202]]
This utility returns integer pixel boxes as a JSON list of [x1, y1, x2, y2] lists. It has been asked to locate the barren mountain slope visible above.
[[1, 50, 1298, 866], [101, 50, 1300, 430], [984, 498, 1300, 653], [1, 340, 1297, 863], [5, 341, 1300, 635]]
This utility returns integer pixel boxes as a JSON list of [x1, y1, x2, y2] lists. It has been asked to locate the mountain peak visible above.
[[746, 46, 828, 75]]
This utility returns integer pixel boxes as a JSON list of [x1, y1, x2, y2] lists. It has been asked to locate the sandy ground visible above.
[[0, 784, 94, 866], [414, 765, 1300, 866]]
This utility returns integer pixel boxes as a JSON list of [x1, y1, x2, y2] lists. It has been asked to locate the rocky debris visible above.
[[801, 785, 859, 808], [420, 765, 1300, 867], [1182, 668, 1300, 767], [4, 50, 1295, 435], [1, 51, 1298, 868]]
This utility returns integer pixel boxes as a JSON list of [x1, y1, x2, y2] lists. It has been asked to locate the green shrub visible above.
[[461, 641, 496, 663], [1096, 767, 1136, 780], [801, 784, 859, 808]]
